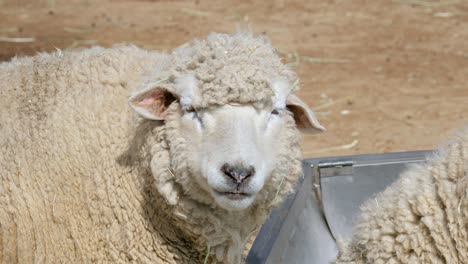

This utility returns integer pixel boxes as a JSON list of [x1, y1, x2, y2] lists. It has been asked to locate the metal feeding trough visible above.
[[246, 150, 432, 264]]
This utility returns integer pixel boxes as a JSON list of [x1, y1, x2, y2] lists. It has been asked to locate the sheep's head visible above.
[[129, 75, 324, 211]]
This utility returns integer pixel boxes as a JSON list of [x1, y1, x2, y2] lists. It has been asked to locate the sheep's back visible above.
[[0, 46, 173, 263]]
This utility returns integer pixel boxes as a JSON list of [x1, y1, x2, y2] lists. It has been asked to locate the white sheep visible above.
[[335, 128, 467, 264], [0, 31, 324, 263]]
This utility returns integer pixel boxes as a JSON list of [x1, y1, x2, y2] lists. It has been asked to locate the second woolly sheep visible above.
[[335, 128, 467, 263]]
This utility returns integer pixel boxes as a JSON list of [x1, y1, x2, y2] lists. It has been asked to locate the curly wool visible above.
[[138, 31, 297, 109], [334, 128, 468, 264], [0, 32, 304, 263]]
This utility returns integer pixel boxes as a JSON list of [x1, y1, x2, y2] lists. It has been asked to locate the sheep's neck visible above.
[[164, 191, 259, 264], [139, 121, 267, 263]]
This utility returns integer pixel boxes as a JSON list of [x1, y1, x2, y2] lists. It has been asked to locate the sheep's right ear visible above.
[[128, 86, 177, 120], [130, 75, 200, 120]]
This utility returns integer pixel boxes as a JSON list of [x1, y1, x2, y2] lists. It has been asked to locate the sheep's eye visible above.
[[185, 106, 196, 113], [183, 105, 203, 126], [271, 108, 284, 116], [183, 106, 198, 117]]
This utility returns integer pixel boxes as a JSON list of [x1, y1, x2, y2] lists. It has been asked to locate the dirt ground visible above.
[[1, 0, 467, 158]]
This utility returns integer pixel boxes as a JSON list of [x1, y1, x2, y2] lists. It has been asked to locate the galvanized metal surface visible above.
[[246, 150, 432, 264]]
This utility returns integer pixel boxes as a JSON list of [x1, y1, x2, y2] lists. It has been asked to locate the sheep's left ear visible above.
[[287, 94, 326, 134]]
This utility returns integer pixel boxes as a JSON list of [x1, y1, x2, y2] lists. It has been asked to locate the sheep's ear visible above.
[[129, 87, 177, 120], [129, 75, 199, 120], [271, 79, 325, 134], [287, 94, 326, 134]]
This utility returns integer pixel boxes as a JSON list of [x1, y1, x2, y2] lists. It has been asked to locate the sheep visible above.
[[0, 31, 325, 263], [334, 127, 467, 264]]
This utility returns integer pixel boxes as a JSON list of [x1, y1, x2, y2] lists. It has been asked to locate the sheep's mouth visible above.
[[214, 190, 251, 200]]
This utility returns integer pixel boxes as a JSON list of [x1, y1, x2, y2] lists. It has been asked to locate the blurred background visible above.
[[1, 0, 467, 158]]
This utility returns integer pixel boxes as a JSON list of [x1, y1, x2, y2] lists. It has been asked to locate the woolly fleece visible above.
[[0, 32, 305, 263], [335, 128, 468, 264], [137, 31, 297, 109]]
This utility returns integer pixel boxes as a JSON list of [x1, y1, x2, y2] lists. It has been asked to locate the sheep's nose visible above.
[[221, 163, 255, 183]]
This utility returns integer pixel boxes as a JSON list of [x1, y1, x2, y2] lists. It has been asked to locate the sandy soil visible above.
[[1, 0, 467, 158]]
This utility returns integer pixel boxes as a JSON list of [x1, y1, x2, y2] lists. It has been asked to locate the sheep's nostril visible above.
[[221, 163, 255, 183]]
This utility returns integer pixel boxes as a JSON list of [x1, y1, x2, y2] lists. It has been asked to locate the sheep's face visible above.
[[129, 76, 325, 210], [178, 104, 284, 210]]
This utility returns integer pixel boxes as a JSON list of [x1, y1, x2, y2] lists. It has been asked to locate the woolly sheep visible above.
[[0, 31, 325, 263], [335, 128, 467, 264]]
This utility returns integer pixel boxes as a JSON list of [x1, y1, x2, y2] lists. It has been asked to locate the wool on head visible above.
[[137, 31, 298, 109]]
